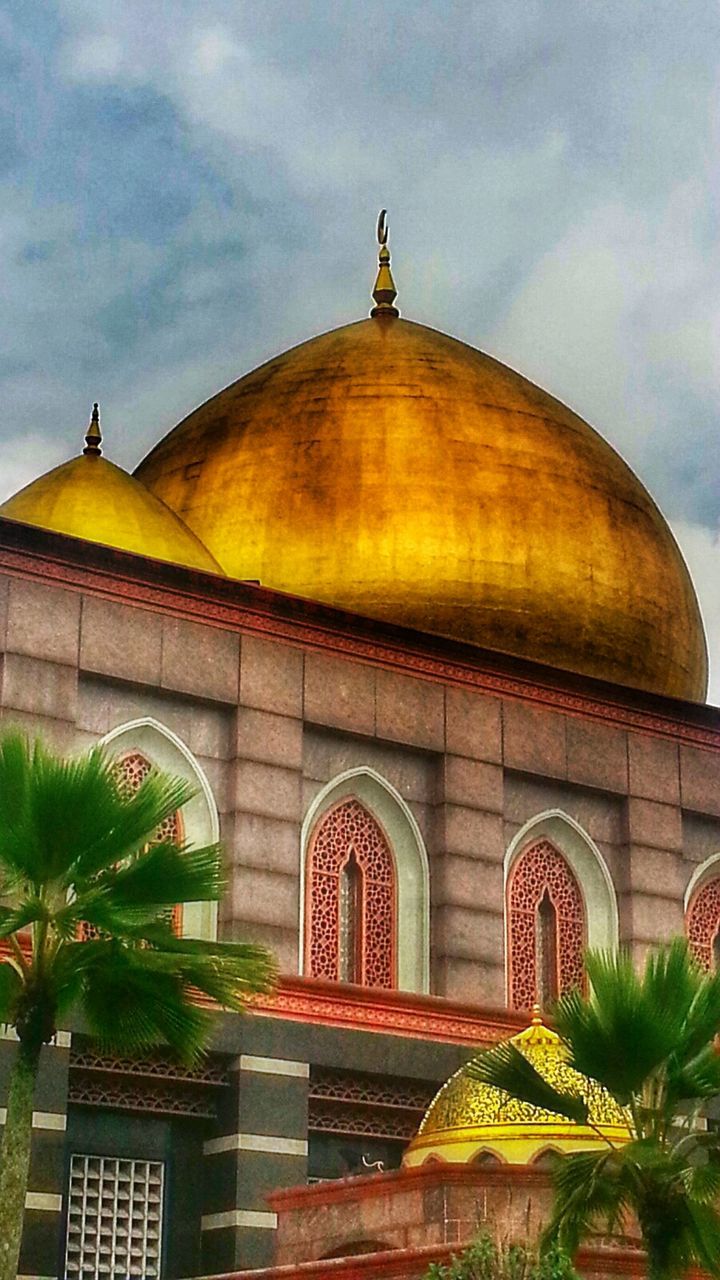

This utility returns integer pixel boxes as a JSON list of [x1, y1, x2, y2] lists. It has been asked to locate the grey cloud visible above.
[[1, 0, 718, 693]]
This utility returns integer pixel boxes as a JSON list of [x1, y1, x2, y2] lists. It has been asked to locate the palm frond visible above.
[[668, 1043, 720, 1104], [683, 1198, 720, 1276], [465, 1042, 589, 1125], [113, 943, 276, 1008], [543, 1148, 633, 1254], [78, 943, 211, 1064], [98, 842, 225, 906], [680, 1163, 720, 1205], [0, 729, 275, 1069], [673, 965, 720, 1059], [0, 961, 22, 1023], [0, 733, 196, 889], [554, 945, 699, 1102], [0, 897, 50, 939]]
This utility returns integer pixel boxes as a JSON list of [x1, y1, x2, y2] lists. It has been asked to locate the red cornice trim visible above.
[[0, 957, 523, 1046], [204, 1242, 460, 1280], [267, 1160, 551, 1212], [0, 518, 718, 750], [203, 1243, 688, 1280], [250, 975, 527, 1046]]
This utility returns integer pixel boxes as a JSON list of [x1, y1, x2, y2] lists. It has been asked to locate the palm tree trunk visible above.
[[0, 1038, 42, 1280]]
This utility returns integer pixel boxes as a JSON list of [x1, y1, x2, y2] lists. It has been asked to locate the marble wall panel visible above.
[[304, 652, 376, 735], [6, 577, 80, 666], [502, 700, 567, 778], [161, 616, 240, 703], [239, 634, 304, 718], [445, 687, 502, 762], [566, 718, 628, 792], [375, 668, 445, 751], [80, 596, 163, 686], [680, 745, 720, 818], [628, 733, 680, 805]]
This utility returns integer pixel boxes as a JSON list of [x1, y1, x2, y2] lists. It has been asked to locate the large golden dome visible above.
[[135, 269, 706, 700], [404, 1012, 630, 1166], [0, 409, 221, 575]]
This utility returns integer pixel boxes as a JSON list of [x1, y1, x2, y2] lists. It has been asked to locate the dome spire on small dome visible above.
[[370, 209, 399, 318], [83, 403, 102, 456]]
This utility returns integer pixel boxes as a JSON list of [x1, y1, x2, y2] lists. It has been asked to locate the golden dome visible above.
[[135, 309, 706, 700], [1, 409, 222, 575], [404, 1013, 630, 1167]]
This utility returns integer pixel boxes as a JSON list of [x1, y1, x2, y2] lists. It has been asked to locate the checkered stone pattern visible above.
[[64, 1153, 164, 1279]]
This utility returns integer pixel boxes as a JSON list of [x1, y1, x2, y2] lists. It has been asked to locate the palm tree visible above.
[[466, 941, 720, 1280], [0, 730, 276, 1280]]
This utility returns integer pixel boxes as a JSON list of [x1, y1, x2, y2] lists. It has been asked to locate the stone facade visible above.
[[1, 518, 719, 1277]]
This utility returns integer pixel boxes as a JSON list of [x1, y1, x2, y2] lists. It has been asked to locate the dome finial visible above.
[[83, 402, 102, 456], [531, 1002, 544, 1026], [370, 209, 399, 318]]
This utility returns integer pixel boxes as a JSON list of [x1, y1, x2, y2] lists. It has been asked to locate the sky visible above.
[[2, 0, 719, 699]]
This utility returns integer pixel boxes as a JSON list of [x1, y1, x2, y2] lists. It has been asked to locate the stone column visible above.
[[0, 1029, 71, 1280], [228, 636, 306, 972], [433, 688, 505, 1005], [623, 733, 686, 963], [200, 1053, 309, 1272]]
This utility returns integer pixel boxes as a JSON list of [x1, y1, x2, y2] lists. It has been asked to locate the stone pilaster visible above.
[[201, 1054, 309, 1272], [0, 1029, 71, 1280]]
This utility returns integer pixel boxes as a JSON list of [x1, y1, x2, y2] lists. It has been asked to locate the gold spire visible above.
[[370, 209, 399, 317], [83, 403, 102, 456]]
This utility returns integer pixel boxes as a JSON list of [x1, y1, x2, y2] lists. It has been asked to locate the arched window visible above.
[[507, 839, 586, 1010], [686, 876, 720, 970], [81, 751, 185, 940], [119, 751, 185, 935], [98, 718, 219, 941], [305, 798, 397, 988]]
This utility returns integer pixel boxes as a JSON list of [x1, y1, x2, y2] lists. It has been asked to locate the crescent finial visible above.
[[371, 209, 399, 317]]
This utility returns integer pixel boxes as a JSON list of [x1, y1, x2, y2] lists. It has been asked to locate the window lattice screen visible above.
[[64, 1154, 164, 1280]]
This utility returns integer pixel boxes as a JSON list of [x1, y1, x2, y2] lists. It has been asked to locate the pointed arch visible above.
[[98, 718, 219, 941], [504, 811, 618, 1009], [685, 853, 720, 970], [300, 768, 430, 994]]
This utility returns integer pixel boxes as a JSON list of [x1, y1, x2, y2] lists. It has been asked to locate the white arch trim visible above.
[[504, 809, 619, 955], [684, 853, 720, 911], [98, 717, 219, 940], [299, 767, 430, 994]]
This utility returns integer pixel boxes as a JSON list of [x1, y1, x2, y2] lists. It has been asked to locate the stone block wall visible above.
[[1, 566, 720, 1008]]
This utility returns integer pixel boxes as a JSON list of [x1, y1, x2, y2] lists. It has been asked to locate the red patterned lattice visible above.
[[507, 839, 586, 1010], [686, 877, 720, 970], [306, 799, 397, 988], [81, 752, 184, 939]]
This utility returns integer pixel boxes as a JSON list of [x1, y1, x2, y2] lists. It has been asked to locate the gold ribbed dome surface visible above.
[[0, 452, 222, 575], [404, 1014, 630, 1166], [136, 315, 707, 700]]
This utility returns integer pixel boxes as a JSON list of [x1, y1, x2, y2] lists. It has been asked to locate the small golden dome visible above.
[[404, 1012, 629, 1167], [136, 314, 706, 701], [0, 408, 222, 575]]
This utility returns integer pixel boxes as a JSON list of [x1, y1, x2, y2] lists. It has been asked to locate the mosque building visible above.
[[0, 218, 718, 1279]]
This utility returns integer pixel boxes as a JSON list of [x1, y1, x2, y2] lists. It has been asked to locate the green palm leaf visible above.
[[0, 961, 22, 1023], [0, 730, 276, 1280], [465, 1042, 589, 1125], [553, 943, 706, 1102]]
